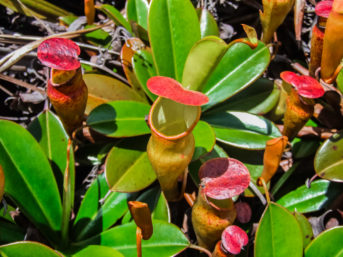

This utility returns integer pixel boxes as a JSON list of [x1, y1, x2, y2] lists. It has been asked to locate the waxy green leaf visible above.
[[0, 241, 64, 257], [314, 131, 343, 182], [305, 227, 343, 257], [126, 0, 149, 30], [73, 173, 129, 241], [97, 4, 132, 33], [73, 245, 123, 257], [87, 101, 151, 137], [197, 8, 219, 38], [203, 111, 281, 149], [0, 218, 25, 244], [28, 110, 74, 207], [294, 211, 313, 248], [192, 120, 216, 160], [105, 137, 156, 192], [209, 78, 280, 115], [83, 73, 146, 114], [122, 186, 170, 224], [74, 220, 189, 257], [133, 50, 158, 101], [182, 36, 227, 91], [148, 0, 200, 81], [0, 0, 72, 20], [255, 202, 303, 257], [202, 42, 270, 111], [277, 180, 343, 213], [0, 120, 62, 243]]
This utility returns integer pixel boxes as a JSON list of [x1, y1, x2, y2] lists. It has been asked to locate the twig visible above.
[[277, 125, 336, 140], [0, 116, 29, 121], [189, 244, 212, 257], [0, 83, 13, 96], [249, 182, 267, 205], [80, 60, 129, 85], [0, 73, 45, 95], [0, 21, 113, 72]]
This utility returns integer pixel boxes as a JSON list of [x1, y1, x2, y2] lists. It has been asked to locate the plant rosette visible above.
[[37, 37, 88, 134], [212, 225, 249, 257], [146, 76, 208, 201], [280, 71, 325, 140], [191, 157, 250, 251]]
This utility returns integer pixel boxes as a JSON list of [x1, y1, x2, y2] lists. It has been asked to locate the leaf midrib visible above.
[[109, 152, 146, 190], [204, 45, 268, 96], [1, 141, 60, 231]]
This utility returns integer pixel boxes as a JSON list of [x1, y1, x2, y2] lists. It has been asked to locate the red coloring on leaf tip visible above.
[[315, 1, 333, 18], [199, 158, 250, 200], [37, 38, 81, 70], [221, 225, 248, 255], [280, 71, 325, 98], [147, 76, 209, 106]]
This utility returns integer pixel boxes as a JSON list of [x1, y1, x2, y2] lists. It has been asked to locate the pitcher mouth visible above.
[[148, 97, 201, 140]]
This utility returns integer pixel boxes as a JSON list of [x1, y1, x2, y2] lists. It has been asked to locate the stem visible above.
[[189, 244, 212, 257], [184, 193, 195, 207], [136, 227, 142, 257], [260, 178, 270, 204], [249, 182, 267, 205]]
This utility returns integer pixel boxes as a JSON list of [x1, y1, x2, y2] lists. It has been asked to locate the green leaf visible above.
[[209, 78, 280, 115], [314, 131, 343, 182], [149, 0, 201, 81], [196, 8, 219, 38], [132, 50, 158, 101], [0, 0, 73, 20], [276, 180, 343, 213], [28, 110, 73, 199], [83, 73, 146, 115], [305, 227, 343, 257], [202, 42, 270, 111], [87, 101, 151, 137], [74, 220, 189, 257], [182, 36, 227, 91], [292, 138, 320, 159], [203, 111, 282, 149], [255, 202, 303, 257], [0, 241, 64, 257], [72, 245, 124, 257], [84, 25, 111, 47], [97, 4, 132, 33], [189, 144, 228, 185], [294, 211, 313, 248], [0, 120, 62, 243], [105, 137, 156, 192], [126, 0, 149, 30], [73, 173, 129, 241], [192, 121, 216, 161], [122, 186, 170, 224], [0, 218, 25, 244]]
